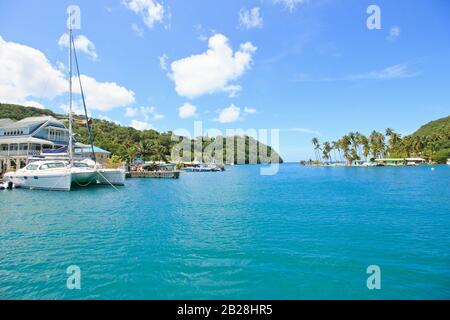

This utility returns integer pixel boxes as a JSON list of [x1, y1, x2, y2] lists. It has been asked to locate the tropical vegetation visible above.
[[310, 116, 450, 164], [0, 103, 283, 164]]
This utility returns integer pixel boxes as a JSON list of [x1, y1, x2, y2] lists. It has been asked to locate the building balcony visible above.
[[0, 150, 42, 157]]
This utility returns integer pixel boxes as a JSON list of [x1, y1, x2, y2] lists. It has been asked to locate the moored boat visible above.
[[3, 14, 126, 191], [4, 161, 72, 191], [71, 162, 98, 186], [97, 168, 126, 186]]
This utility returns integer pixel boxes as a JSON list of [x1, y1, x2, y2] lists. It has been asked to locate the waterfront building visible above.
[[74, 145, 111, 165], [0, 116, 69, 173], [375, 158, 426, 166], [0, 116, 111, 174]]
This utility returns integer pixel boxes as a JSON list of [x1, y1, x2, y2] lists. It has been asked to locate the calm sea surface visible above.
[[1, 164, 449, 299]]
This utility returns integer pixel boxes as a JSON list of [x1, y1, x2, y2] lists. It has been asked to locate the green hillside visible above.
[[0, 103, 283, 164], [410, 115, 450, 163], [0, 103, 58, 120], [413, 116, 450, 137]]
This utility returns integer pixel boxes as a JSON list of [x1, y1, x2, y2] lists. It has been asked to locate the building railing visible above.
[[0, 150, 42, 157]]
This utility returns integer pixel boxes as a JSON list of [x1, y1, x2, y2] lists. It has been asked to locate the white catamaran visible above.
[[4, 9, 125, 191]]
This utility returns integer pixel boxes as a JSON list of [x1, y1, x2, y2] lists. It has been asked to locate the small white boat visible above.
[[4, 161, 72, 191], [362, 162, 377, 167]]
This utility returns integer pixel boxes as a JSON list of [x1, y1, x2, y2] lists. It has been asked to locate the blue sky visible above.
[[0, 0, 449, 161]]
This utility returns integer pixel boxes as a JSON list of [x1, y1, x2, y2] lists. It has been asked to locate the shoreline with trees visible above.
[[303, 116, 449, 166], [0, 103, 283, 166]]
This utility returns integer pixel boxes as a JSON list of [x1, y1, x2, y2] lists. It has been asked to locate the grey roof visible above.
[[9, 116, 63, 128]]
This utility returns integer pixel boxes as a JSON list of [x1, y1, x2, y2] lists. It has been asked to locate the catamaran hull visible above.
[[4, 173, 72, 191], [97, 169, 126, 186], [71, 171, 97, 185]]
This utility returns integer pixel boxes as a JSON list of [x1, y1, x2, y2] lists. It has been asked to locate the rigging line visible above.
[[70, 32, 97, 164], [96, 170, 120, 191], [74, 174, 98, 187]]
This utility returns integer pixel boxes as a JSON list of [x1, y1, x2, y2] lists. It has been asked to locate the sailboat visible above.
[[4, 10, 125, 191]]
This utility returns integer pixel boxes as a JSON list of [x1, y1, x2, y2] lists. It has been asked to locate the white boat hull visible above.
[[97, 169, 126, 186], [4, 172, 72, 191]]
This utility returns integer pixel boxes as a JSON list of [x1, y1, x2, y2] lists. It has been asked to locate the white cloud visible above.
[[125, 106, 164, 121], [131, 23, 144, 37], [60, 100, 90, 116], [130, 119, 155, 131], [140, 106, 164, 121], [98, 115, 121, 125], [56, 61, 66, 72], [125, 107, 138, 117], [24, 101, 46, 109], [334, 64, 418, 81], [216, 104, 241, 123], [239, 7, 263, 29], [159, 54, 168, 70], [296, 63, 419, 82], [122, 0, 166, 29], [244, 107, 257, 114], [274, 0, 308, 12], [73, 75, 135, 111], [0, 36, 66, 106], [194, 24, 216, 42], [170, 33, 257, 99], [0, 36, 136, 114], [387, 26, 401, 41], [178, 102, 197, 119], [286, 128, 321, 135], [58, 33, 98, 60], [98, 114, 111, 121]]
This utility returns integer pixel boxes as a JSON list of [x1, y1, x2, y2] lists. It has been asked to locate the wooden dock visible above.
[[126, 171, 180, 179]]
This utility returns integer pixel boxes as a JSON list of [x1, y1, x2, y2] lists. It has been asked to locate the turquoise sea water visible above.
[[0, 164, 449, 300]]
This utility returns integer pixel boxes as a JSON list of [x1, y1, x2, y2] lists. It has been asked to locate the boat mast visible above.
[[68, 10, 73, 166]]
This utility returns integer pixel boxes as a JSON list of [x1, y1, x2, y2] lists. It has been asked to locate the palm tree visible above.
[[369, 131, 386, 159], [340, 135, 351, 164], [388, 132, 402, 156], [136, 140, 152, 159], [354, 132, 364, 159], [360, 135, 370, 161], [385, 128, 394, 137], [312, 137, 321, 163], [400, 135, 414, 157], [412, 136, 425, 157], [149, 142, 168, 162], [322, 141, 332, 164], [377, 132, 386, 157], [331, 141, 340, 163]]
